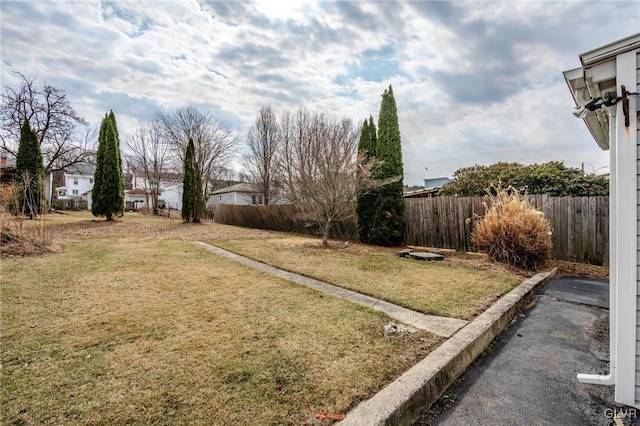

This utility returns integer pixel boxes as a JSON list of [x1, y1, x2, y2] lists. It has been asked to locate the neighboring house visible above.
[[131, 173, 183, 211], [54, 164, 95, 209], [0, 154, 16, 205], [404, 187, 440, 198], [564, 32, 639, 409], [124, 187, 148, 210], [207, 183, 264, 206], [404, 177, 451, 198], [158, 179, 182, 210], [0, 153, 16, 185], [423, 177, 451, 189]]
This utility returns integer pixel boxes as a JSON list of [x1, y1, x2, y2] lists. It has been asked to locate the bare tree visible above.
[[218, 167, 239, 187], [154, 106, 237, 201], [277, 108, 363, 247], [242, 106, 279, 205], [125, 122, 171, 215], [0, 72, 94, 173]]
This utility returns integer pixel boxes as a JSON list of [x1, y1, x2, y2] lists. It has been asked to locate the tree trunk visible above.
[[152, 191, 158, 216], [322, 219, 332, 247]]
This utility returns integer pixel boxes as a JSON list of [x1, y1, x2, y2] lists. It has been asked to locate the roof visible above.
[[404, 187, 440, 198], [64, 163, 96, 176], [580, 33, 640, 67], [126, 188, 148, 196], [563, 33, 640, 151], [209, 182, 258, 195]]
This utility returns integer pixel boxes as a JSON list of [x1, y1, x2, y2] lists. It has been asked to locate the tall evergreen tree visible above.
[[15, 118, 44, 217], [91, 114, 108, 217], [356, 115, 377, 243], [92, 113, 124, 221], [182, 137, 203, 222], [369, 85, 405, 246], [108, 110, 125, 215]]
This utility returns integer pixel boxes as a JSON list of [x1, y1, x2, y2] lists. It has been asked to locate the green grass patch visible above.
[[210, 236, 522, 320], [1, 213, 440, 425]]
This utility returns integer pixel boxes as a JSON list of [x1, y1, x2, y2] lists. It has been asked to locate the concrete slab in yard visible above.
[[409, 252, 444, 261]]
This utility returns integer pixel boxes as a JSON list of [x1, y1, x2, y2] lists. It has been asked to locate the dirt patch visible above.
[[405, 244, 609, 280], [550, 259, 609, 279]]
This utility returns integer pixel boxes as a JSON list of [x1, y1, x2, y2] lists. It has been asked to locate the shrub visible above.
[[0, 206, 52, 256], [472, 186, 552, 270]]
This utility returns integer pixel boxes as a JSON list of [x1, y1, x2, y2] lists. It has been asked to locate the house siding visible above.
[[208, 191, 253, 206], [635, 49, 640, 406], [56, 171, 94, 209]]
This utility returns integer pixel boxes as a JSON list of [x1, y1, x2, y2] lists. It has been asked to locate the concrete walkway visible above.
[[193, 242, 468, 338]]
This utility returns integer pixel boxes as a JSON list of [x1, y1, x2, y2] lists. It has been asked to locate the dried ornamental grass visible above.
[[0, 206, 53, 257], [472, 187, 552, 270]]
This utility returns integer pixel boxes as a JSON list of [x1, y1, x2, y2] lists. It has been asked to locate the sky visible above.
[[1, 1, 638, 186]]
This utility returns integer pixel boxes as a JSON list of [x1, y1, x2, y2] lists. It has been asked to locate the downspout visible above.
[[577, 107, 616, 386]]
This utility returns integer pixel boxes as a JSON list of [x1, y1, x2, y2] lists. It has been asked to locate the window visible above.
[[89, 178, 93, 184], [251, 194, 264, 205], [73, 179, 78, 185], [72, 190, 79, 195], [219, 195, 222, 202]]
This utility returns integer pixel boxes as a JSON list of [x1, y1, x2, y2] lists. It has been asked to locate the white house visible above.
[[564, 33, 639, 408], [124, 187, 148, 210], [158, 179, 182, 210], [54, 164, 95, 209], [207, 183, 264, 206], [130, 173, 183, 211]]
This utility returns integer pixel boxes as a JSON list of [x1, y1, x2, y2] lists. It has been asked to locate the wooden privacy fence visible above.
[[405, 195, 609, 266], [211, 204, 358, 239], [214, 195, 610, 266]]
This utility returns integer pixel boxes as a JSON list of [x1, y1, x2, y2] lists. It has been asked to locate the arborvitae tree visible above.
[[108, 110, 125, 215], [15, 118, 44, 217], [356, 115, 377, 243], [182, 137, 203, 222], [92, 114, 124, 221], [369, 85, 405, 246], [91, 114, 108, 217]]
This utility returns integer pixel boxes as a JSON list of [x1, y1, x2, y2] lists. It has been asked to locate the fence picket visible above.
[[214, 195, 610, 266]]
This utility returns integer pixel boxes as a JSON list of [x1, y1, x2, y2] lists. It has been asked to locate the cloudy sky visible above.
[[1, 1, 638, 185]]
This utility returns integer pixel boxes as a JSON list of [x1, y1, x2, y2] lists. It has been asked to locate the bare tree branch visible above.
[[125, 122, 171, 215], [0, 72, 94, 173], [242, 106, 280, 205], [276, 108, 362, 246], [154, 105, 237, 199]]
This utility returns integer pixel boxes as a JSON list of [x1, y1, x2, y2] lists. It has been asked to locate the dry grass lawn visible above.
[[211, 237, 523, 320], [1, 212, 440, 425]]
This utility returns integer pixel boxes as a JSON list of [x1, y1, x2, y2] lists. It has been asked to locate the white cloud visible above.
[[1, 0, 634, 186]]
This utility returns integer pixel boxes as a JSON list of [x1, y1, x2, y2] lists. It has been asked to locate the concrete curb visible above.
[[339, 267, 558, 426]]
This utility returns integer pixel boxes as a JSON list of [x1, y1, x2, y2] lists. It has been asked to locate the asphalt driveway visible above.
[[426, 276, 638, 426]]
